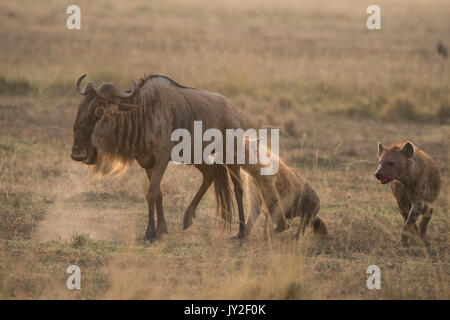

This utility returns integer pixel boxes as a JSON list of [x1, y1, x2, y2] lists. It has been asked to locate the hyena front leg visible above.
[[271, 203, 289, 234], [400, 201, 424, 247], [263, 213, 276, 240], [419, 206, 433, 242], [395, 199, 419, 237], [244, 195, 262, 237]]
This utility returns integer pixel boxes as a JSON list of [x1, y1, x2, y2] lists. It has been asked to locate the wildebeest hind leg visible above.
[[183, 166, 214, 230], [144, 194, 156, 241]]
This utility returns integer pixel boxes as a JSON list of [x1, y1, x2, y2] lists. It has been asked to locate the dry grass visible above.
[[0, 0, 449, 299]]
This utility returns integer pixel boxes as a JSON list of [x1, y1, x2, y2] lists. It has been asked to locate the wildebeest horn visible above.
[[97, 79, 138, 100], [76, 74, 96, 96]]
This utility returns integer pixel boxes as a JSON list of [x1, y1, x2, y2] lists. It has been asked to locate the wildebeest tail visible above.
[[213, 165, 235, 227], [312, 216, 328, 236]]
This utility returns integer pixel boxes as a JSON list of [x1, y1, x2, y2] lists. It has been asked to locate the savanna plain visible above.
[[0, 0, 449, 299]]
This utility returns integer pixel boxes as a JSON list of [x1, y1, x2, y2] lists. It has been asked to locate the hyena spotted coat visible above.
[[242, 140, 327, 239], [374, 141, 441, 246]]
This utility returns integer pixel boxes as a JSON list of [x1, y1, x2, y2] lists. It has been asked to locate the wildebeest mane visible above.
[[138, 74, 197, 90]]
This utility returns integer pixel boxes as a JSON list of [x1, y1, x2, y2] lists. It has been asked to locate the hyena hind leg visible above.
[[295, 189, 320, 239], [312, 216, 328, 236]]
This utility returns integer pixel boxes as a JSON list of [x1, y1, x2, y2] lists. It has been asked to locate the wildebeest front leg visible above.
[[183, 166, 214, 230], [155, 191, 168, 237], [144, 169, 156, 241], [144, 159, 169, 242], [400, 202, 423, 247]]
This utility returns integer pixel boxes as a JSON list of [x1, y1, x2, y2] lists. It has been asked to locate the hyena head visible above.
[[374, 141, 415, 184]]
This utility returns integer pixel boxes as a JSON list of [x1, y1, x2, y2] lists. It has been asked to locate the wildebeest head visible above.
[[71, 74, 139, 164], [374, 141, 415, 184]]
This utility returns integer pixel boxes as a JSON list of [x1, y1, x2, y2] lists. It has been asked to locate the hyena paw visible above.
[[397, 236, 409, 247]]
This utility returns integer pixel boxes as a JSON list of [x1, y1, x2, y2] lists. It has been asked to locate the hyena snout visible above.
[[374, 166, 391, 184]]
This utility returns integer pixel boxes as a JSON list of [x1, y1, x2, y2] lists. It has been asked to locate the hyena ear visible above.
[[401, 141, 415, 158], [378, 141, 386, 156]]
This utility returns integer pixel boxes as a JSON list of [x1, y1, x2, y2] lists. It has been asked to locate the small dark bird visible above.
[[437, 41, 448, 59]]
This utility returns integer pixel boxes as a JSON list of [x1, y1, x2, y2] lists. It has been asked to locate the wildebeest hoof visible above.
[[231, 232, 247, 240], [155, 226, 168, 238], [144, 231, 156, 242], [183, 208, 196, 230], [144, 235, 156, 243], [183, 215, 193, 230]]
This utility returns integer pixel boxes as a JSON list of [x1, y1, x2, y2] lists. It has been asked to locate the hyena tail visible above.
[[312, 216, 328, 236]]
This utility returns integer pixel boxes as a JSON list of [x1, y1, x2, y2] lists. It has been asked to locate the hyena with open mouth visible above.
[[374, 141, 441, 247]]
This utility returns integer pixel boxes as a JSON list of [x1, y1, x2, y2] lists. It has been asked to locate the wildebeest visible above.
[[241, 140, 327, 239], [71, 74, 247, 241], [375, 141, 441, 246]]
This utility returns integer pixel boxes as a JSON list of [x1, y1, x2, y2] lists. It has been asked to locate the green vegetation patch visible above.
[[0, 75, 36, 96], [0, 137, 31, 155]]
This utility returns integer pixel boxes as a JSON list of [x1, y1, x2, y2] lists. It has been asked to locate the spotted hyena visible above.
[[242, 139, 327, 239], [374, 141, 441, 246]]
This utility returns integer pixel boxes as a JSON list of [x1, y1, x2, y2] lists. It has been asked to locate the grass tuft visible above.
[[379, 97, 419, 122], [0, 75, 35, 96], [0, 192, 45, 240]]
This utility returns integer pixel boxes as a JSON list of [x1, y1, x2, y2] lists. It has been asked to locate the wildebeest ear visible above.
[[401, 141, 415, 158], [95, 105, 105, 118], [378, 141, 386, 156]]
